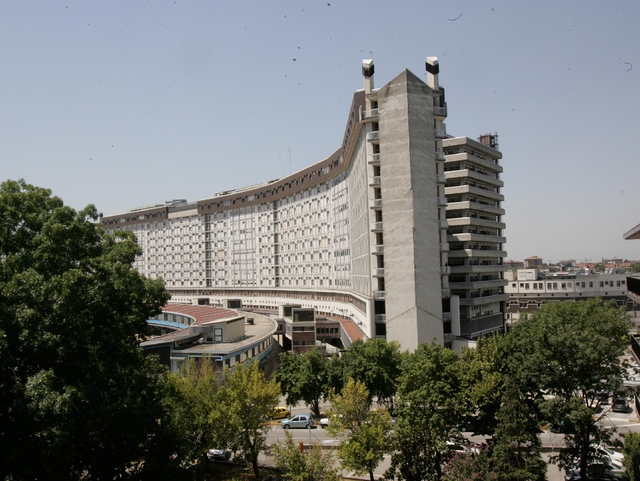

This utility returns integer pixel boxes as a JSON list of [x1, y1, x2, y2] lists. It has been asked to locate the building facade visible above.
[[505, 268, 640, 326], [102, 58, 506, 351]]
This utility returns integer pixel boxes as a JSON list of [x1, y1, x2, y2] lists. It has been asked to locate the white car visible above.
[[595, 445, 624, 465], [320, 417, 330, 428], [207, 448, 230, 461]]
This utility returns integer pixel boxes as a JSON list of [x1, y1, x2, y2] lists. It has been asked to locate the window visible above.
[[214, 328, 223, 342], [600, 282, 604, 287], [547, 283, 552, 289], [562, 283, 567, 290], [589, 281, 594, 288], [525, 283, 530, 290], [617, 280, 621, 287], [533, 283, 538, 290], [553, 283, 558, 290]]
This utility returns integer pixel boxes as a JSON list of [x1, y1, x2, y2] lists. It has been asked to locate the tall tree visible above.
[[623, 432, 640, 481], [216, 362, 280, 478], [271, 432, 341, 481], [276, 348, 329, 417], [457, 334, 506, 435], [161, 358, 224, 478], [502, 298, 631, 480], [385, 342, 463, 481], [0, 180, 170, 480], [326, 378, 391, 481], [337, 338, 402, 411], [490, 379, 546, 481]]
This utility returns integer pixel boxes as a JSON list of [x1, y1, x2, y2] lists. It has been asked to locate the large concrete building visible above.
[[102, 58, 507, 351]]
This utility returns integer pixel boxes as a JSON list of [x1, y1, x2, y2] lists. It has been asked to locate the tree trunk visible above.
[[252, 454, 260, 479], [369, 467, 375, 481]]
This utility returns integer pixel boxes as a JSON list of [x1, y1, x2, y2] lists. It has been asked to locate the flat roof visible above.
[[141, 304, 277, 355]]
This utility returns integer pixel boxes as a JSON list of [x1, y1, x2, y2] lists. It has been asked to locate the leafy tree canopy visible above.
[[216, 362, 280, 478], [502, 298, 631, 479], [386, 342, 463, 481], [0, 179, 170, 480], [327, 378, 391, 481], [272, 432, 340, 481], [336, 338, 402, 410], [276, 348, 329, 417]]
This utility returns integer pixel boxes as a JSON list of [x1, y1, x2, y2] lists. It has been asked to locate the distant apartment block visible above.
[[505, 268, 640, 326], [102, 58, 507, 352]]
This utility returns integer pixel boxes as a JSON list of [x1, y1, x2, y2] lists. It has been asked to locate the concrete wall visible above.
[[378, 70, 444, 350]]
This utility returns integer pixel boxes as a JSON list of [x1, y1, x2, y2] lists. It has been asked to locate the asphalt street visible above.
[[259, 397, 639, 480]]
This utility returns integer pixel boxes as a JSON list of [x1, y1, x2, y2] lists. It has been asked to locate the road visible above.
[[259, 397, 639, 480]]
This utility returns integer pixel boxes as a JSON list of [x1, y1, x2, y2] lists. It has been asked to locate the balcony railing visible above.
[[361, 109, 379, 121], [433, 106, 447, 117], [372, 268, 385, 277], [371, 222, 383, 232], [441, 265, 451, 275], [440, 243, 449, 252], [435, 151, 445, 161], [372, 244, 384, 254], [438, 197, 448, 206], [369, 176, 381, 186], [374, 314, 386, 323], [436, 174, 447, 184], [366, 131, 380, 142], [439, 219, 449, 229], [370, 199, 382, 209], [368, 153, 381, 164], [373, 290, 386, 299]]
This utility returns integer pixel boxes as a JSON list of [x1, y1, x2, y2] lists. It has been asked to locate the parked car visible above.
[[320, 416, 330, 428], [612, 396, 628, 413], [281, 414, 314, 429], [596, 391, 611, 405], [271, 406, 290, 420], [207, 448, 231, 461], [595, 445, 624, 465]]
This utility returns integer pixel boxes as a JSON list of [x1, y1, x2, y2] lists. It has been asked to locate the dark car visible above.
[[612, 396, 628, 413]]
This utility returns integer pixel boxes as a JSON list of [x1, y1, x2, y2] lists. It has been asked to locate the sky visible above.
[[2, 0, 639, 263]]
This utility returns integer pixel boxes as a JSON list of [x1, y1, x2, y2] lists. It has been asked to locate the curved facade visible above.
[[102, 58, 507, 351]]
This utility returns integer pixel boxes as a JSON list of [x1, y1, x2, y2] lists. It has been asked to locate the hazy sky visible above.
[[2, 0, 639, 263]]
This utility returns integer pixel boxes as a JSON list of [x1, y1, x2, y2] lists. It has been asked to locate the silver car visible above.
[[281, 414, 314, 429]]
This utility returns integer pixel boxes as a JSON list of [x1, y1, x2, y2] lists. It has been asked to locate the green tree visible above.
[[593, 263, 606, 272], [216, 362, 280, 478], [327, 378, 391, 481], [458, 334, 506, 435], [631, 263, 640, 273], [336, 338, 402, 411], [0, 180, 170, 480], [623, 432, 640, 481], [385, 342, 463, 481], [490, 379, 546, 481], [502, 298, 631, 480], [161, 358, 224, 477], [276, 348, 329, 417], [272, 432, 340, 481]]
